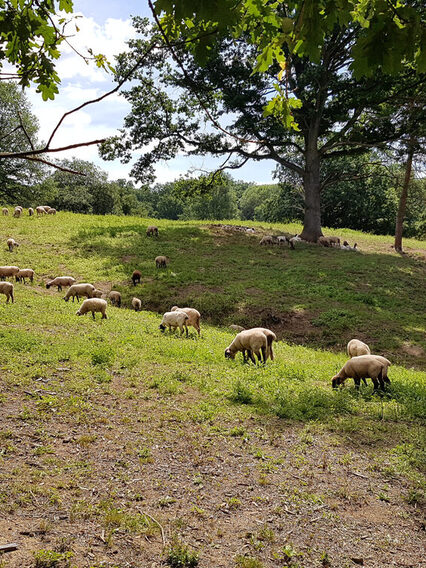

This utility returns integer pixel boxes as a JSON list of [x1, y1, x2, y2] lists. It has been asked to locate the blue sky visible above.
[[28, 1, 276, 186]]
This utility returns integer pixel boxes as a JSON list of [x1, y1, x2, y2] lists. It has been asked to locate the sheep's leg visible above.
[[92, 311, 96, 320], [260, 346, 267, 364], [269, 344, 274, 361], [353, 378, 361, 389], [248, 350, 256, 364], [185, 325, 188, 337], [371, 377, 379, 390], [102, 312, 107, 319]]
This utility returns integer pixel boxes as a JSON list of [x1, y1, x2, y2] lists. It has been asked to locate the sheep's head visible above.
[[46, 283, 51, 289], [159, 324, 166, 332], [63, 297, 69, 302], [331, 375, 344, 388], [76, 310, 82, 316], [224, 348, 235, 359]]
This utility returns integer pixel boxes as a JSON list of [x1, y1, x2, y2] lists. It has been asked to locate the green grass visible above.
[[0, 212, 425, 566]]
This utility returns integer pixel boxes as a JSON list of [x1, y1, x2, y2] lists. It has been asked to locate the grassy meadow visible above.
[[0, 212, 425, 568]]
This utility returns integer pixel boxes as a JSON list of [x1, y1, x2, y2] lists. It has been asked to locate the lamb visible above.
[[36, 206, 46, 216], [28, 207, 34, 216], [0, 266, 20, 280], [46, 276, 76, 291], [13, 207, 22, 218], [146, 225, 159, 237], [171, 305, 201, 336], [132, 297, 142, 311], [225, 329, 268, 364], [108, 290, 122, 307], [0, 282, 14, 303], [2, 208, 8, 216], [76, 298, 107, 320], [15, 268, 34, 284], [47, 208, 57, 215], [132, 270, 141, 286], [159, 310, 189, 335], [155, 255, 168, 268], [347, 339, 371, 358], [6, 238, 19, 252], [276, 235, 295, 249], [341, 241, 358, 251], [332, 355, 391, 390], [63, 283, 95, 302]]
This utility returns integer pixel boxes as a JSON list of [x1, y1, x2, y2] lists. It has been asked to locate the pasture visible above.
[[0, 212, 425, 568]]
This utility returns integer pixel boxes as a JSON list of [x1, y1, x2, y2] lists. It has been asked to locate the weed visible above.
[[164, 538, 199, 567], [235, 555, 265, 568], [33, 549, 73, 568]]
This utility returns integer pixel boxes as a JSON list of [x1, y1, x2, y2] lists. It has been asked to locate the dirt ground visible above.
[[0, 376, 424, 568]]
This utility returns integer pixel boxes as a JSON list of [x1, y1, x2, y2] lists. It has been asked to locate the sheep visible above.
[[318, 236, 340, 247], [159, 310, 189, 336], [92, 289, 103, 298], [132, 270, 141, 286], [108, 290, 122, 307], [332, 355, 391, 391], [230, 324, 245, 332], [171, 305, 201, 336], [47, 208, 57, 215], [46, 276, 76, 291], [13, 207, 22, 218], [146, 225, 159, 237], [246, 327, 277, 361], [6, 238, 19, 252], [0, 282, 14, 303], [40, 206, 51, 213], [2, 208, 8, 216], [63, 283, 95, 303], [0, 266, 20, 280], [347, 339, 371, 358], [225, 329, 268, 364], [155, 255, 168, 268], [28, 207, 34, 216], [259, 235, 277, 245], [342, 241, 358, 251], [36, 206, 46, 216], [76, 298, 107, 320], [15, 268, 34, 284], [276, 235, 295, 250], [132, 297, 142, 311]]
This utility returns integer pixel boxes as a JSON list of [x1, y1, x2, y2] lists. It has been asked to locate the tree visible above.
[[0, 81, 43, 203], [176, 174, 239, 220], [102, 14, 424, 240]]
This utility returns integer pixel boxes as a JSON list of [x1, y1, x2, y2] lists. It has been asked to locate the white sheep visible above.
[[15, 268, 34, 284], [247, 327, 277, 361], [13, 207, 22, 218], [159, 310, 189, 335], [347, 339, 371, 358], [28, 207, 34, 216], [108, 291, 122, 307], [132, 297, 142, 311], [332, 355, 391, 390], [276, 235, 295, 249], [318, 236, 340, 247], [146, 225, 159, 237], [92, 289, 103, 298], [229, 324, 245, 332], [0, 282, 14, 303], [171, 305, 201, 336], [46, 276, 76, 291], [225, 329, 268, 364], [259, 235, 277, 246], [36, 206, 46, 216], [76, 298, 107, 320], [63, 283, 95, 302], [47, 208, 57, 215], [0, 266, 20, 280], [6, 238, 19, 252], [155, 255, 168, 268], [2, 208, 8, 216]]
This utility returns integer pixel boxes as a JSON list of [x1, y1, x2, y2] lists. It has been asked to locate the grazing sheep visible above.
[[260, 235, 277, 246], [290, 235, 302, 245], [63, 283, 95, 302], [132, 270, 141, 286], [247, 327, 277, 361], [318, 236, 341, 247], [46, 276, 76, 291], [47, 208, 57, 215], [2, 208, 8, 216], [76, 298, 107, 320], [277, 235, 295, 250], [6, 238, 19, 252], [13, 207, 22, 218], [36, 206, 46, 216], [332, 355, 391, 390], [0, 282, 14, 303], [0, 266, 20, 280], [155, 255, 168, 268], [171, 305, 201, 336], [15, 268, 34, 284], [159, 310, 189, 336], [92, 289, 103, 298], [230, 324, 245, 332], [347, 339, 371, 358], [146, 225, 159, 237], [108, 290, 122, 307], [225, 329, 268, 364], [28, 207, 34, 216], [132, 297, 142, 311]]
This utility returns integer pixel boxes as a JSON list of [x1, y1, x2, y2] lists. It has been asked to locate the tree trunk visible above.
[[394, 138, 414, 253], [299, 143, 323, 242]]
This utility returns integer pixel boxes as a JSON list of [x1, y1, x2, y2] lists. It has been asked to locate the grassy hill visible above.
[[0, 212, 425, 568]]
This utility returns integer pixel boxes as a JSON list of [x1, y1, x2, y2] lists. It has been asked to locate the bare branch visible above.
[[0, 139, 106, 159], [23, 156, 87, 175], [17, 111, 35, 150]]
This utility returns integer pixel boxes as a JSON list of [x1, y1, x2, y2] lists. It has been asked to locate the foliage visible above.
[[165, 538, 199, 567], [0, 82, 44, 202]]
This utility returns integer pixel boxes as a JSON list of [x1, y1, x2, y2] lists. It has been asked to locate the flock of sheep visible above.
[[1, 214, 390, 391], [2, 205, 57, 217], [259, 232, 358, 251]]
